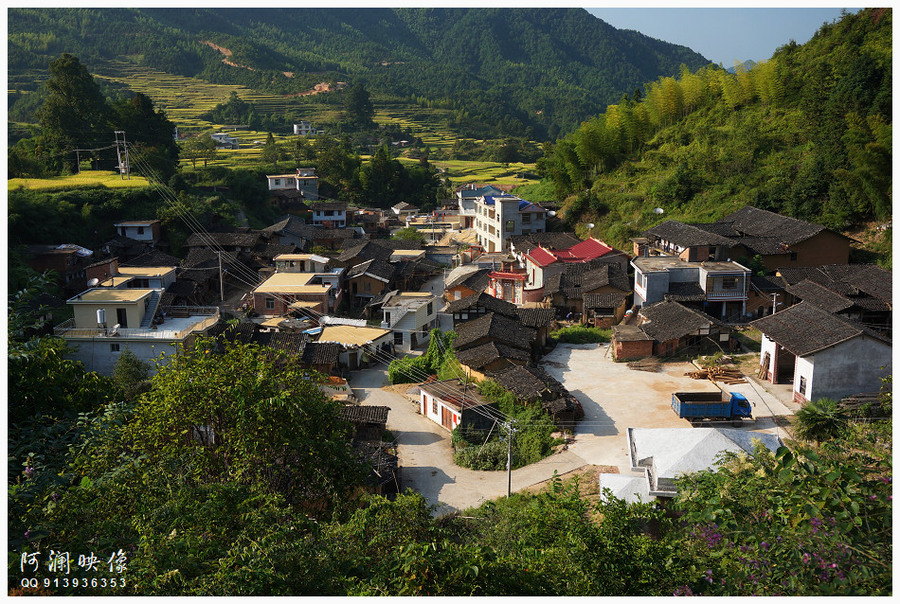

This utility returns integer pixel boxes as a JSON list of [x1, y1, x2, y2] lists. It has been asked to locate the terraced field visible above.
[[20, 58, 540, 187], [8, 171, 151, 191]]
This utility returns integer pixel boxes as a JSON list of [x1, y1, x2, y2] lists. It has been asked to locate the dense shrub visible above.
[[551, 326, 612, 343]]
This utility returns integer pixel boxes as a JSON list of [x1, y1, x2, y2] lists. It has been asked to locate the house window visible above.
[[394, 332, 404, 346], [790, 252, 798, 262], [274, 179, 281, 186], [799, 376, 807, 395], [721, 276, 738, 290], [110, 343, 120, 352], [137, 226, 145, 235], [364, 281, 371, 292], [432, 400, 438, 414], [265, 297, 276, 310], [426, 302, 433, 315], [505, 220, 515, 232], [522, 213, 531, 224]]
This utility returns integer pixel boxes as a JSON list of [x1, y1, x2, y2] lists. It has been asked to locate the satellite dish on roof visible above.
[[547, 210, 556, 217], [654, 207, 665, 214], [87, 278, 100, 287], [586, 223, 595, 229]]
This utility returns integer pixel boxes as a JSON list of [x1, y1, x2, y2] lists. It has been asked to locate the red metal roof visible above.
[[557, 237, 613, 261], [525, 246, 558, 267]]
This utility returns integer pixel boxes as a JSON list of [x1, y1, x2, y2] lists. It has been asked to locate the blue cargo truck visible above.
[[671, 391, 753, 425]]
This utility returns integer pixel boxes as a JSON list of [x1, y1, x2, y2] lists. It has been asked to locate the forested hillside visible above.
[[8, 7, 709, 139], [540, 8, 891, 262]]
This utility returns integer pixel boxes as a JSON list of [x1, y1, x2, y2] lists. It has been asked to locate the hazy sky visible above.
[[585, 7, 856, 67]]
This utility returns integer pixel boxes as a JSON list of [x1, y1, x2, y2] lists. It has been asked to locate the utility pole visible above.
[[217, 251, 225, 302], [505, 420, 516, 498], [114, 131, 130, 179]]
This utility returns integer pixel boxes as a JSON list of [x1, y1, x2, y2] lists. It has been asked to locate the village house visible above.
[[610, 324, 655, 361], [776, 264, 892, 332], [523, 237, 630, 302], [380, 291, 438, 352], [101, 265, 178, 290], [293, 121, 323, 137], [443, 265, 490, 302], [473, 193, 547, 253], [485, 268, 527, 305], [456, 184, 506, 229], [274, 253, 331, 273], [636, 206, 852, 271], [751, 302, 892, 404], [543, 260, 632, 318], [489, 365, 583, 428], [266, 167, 319, 201], [316, 324, 394, 370], [635, 299, 734, 357], [309, 202, 348, 228], [251, 270, 343, 316], [211, 132, 240, 149], [25, 244, 93, 294], [54, 287, 219, 374], [452, 312, 536, 380], [444, 292, 517, 327], [391, 201, 419, 219], [632, 256, 751, 322], [419, 379, 497, 433], [508, 231, 582, 265], [345, 258, 396, 308], [113, 220, 162, 245]]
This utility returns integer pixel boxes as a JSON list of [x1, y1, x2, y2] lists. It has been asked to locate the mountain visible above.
[[7, 7, 710, 138], [538, 7, 891, 262]]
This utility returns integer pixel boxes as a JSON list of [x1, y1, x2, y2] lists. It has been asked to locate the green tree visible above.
[[129, 338, 366, 508], [261, 131, 279, 167], [36, 53, 112, 173], [344, 82, 374, 130], [110, 92, 179, 180], [391, 226, 426, 243]]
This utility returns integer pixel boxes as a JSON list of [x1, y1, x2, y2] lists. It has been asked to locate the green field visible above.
[[8, 171, 151, 191], [17, 56, 542, 187]]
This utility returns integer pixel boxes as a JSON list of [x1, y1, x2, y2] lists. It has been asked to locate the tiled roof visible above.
[[445, 266, 490, 292], [489, 365, 567, 401], [717, 206, 830, 245], [644, 220, 733, 247], [785, 280, 854, 313], [302, 342, 342, 366], [347, 258, 396, 282], [452, 312, 536, 351], [310, 202, 348, 211], [664, 282, 707, 302], [453, 341, 530, 370], [778, 264, 892, 311], [554, 237, 614, 261], [122, 249, 182, 267], [185, 232, 261, 248], [751, 302, 891, 356], [445, 292, 517, 317], [515, 307, 556, 328], [508, 232, 581, 255], [584, 292, 628, 309], [341, 405, 390, 424], [638, 300, 724, 343], [545, 261, 631, 299]]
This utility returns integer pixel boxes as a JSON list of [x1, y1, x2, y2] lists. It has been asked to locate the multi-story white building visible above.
[[380, 291, 438, 352], [266, 168, 319, 200], [473, 194, 546, 253]]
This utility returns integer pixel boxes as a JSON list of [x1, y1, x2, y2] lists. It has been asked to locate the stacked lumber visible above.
[[685, 366, 746, 384]]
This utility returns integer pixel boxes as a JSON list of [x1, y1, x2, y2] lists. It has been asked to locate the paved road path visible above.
[[348, 367, 587, 515]]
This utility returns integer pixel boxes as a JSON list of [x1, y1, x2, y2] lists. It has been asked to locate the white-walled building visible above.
[[266, 168, 319, 200], [113, 220, 162, 245], [380, 291, 438, 351], [751, 302, 892, 404], [54, 287, 219, 375], [473, 194, 546, 253]]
